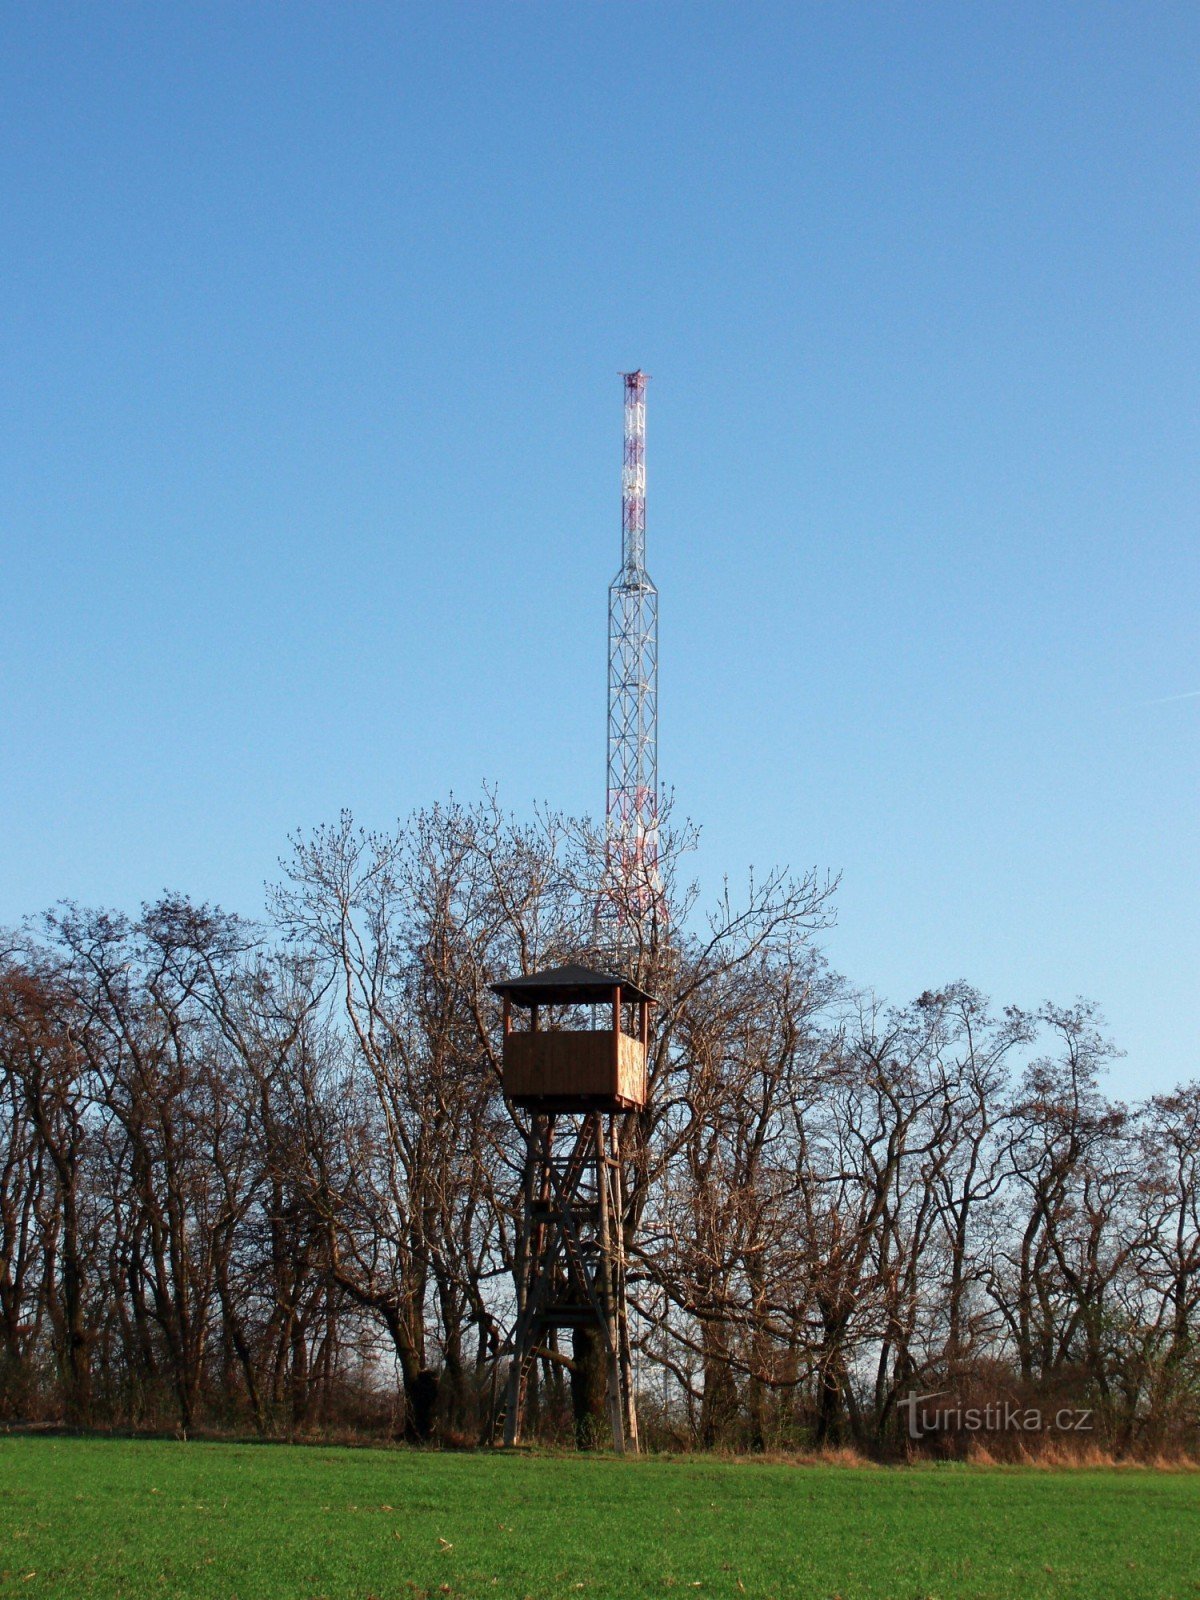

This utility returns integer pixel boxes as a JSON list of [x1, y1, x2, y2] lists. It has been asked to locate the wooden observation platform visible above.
[[492, 963, 652, 1451], [498, 962, 650, 1111]]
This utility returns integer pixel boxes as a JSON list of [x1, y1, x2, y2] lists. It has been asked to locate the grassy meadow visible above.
[[0, 1437, 1197, 1599]]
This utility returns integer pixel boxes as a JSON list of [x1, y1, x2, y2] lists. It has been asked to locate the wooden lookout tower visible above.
[[492, 962, 652, 1452]]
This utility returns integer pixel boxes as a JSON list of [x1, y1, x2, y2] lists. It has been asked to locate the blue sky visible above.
[[2, 3, 1196, 1095]]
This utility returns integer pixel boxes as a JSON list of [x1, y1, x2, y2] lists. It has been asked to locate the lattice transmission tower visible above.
[[601, 370, 662, 942]]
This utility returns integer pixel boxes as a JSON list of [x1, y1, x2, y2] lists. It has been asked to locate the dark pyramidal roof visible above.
[[490, 962, 655, 1007]]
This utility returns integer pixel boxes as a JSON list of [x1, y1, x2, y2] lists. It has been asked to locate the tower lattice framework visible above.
[[605, 370, 661, 927], [504, 1109, 638, 1452]]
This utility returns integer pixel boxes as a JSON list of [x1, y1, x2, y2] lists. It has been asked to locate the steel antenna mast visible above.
[[601, 370, 661, 946]]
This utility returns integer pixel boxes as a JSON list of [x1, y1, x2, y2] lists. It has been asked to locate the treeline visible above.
[[1, 797, 1197, 1455]]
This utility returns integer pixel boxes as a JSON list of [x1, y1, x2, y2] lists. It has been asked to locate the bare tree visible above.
[[0, 953, 97, 1424]]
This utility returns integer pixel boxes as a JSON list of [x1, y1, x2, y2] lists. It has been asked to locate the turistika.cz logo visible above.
[[897, 1390, 1095, 1440]]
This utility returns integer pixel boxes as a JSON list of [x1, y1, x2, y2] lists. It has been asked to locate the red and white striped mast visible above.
[[603, 371, 661, 942]]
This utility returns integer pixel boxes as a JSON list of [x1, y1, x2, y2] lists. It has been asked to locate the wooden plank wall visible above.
[[503, 1029, 646, 1105]]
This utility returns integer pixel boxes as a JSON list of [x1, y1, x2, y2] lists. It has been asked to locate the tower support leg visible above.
[[503, 1109, 638, 1453]]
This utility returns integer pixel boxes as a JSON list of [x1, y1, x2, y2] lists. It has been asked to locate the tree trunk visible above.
[[570, 1326, 607, 1449]]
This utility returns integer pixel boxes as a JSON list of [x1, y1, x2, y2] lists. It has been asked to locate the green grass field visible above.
[[1, 1438, 1198, 1600]]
